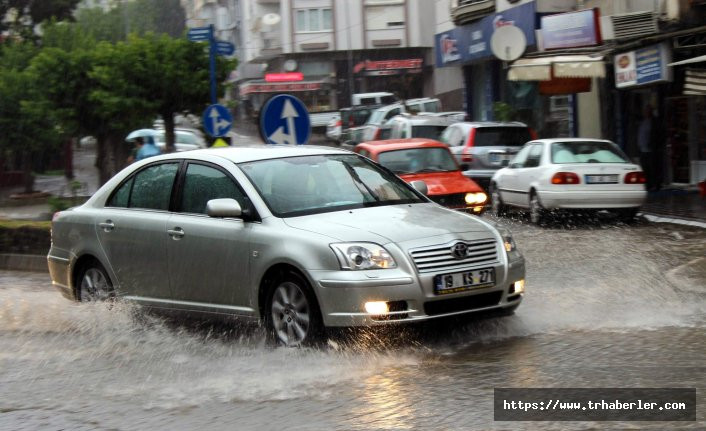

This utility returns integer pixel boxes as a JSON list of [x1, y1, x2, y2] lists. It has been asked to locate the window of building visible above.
[[295, 8, 332, 32], [365, 4, 405, 30]]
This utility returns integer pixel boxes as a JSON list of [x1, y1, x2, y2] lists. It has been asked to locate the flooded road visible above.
[[1, 220, 704, 430]]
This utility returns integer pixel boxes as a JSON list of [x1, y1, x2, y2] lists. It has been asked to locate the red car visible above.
[[354, 138, 488, 213]]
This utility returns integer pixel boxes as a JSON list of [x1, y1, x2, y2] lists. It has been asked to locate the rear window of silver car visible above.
[[474, 127, 532, 147], [239, 154, 424, 217]]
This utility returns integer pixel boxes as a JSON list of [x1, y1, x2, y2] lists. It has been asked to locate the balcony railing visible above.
[[451, 0, 494, 25]]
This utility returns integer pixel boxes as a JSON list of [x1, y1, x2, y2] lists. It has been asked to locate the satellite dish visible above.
[[490, 25, 527, 61], [262, 13, 281, 26]]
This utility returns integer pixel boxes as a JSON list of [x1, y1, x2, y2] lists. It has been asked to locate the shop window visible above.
[[296, 8, 332, 32], [365, 5, 405, 30]]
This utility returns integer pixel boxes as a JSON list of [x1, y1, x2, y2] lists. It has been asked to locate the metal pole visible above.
[[209, 24, 217, 104], [346, 1, 354, 106]]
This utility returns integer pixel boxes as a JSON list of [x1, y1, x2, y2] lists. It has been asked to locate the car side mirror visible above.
[[206, 198, 242, 218], [410, 180, 428, 195], [459, 163, 470, 171]]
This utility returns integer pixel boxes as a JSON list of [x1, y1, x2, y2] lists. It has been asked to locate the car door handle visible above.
[[167, 228, 185, 239], [99, 221, 115, 232]]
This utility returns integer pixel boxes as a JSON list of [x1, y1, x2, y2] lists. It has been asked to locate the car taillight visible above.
[[335, 120, 341, 127], [624, 171, 646, 184], [466, 128, 477, 148], [529, 128, 538, 140], [551, 172, 580, 184], [461, 147, 473, 162], [52, 211, 62, 222], [373, 128, 381, 140]]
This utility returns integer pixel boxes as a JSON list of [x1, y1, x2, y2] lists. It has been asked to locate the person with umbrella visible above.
[[126, 129, 161, 163]]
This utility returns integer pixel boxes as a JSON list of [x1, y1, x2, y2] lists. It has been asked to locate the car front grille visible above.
[[424, 291, 503, 316], [429, 193, 466, 209], [409, 239, 499, 274]]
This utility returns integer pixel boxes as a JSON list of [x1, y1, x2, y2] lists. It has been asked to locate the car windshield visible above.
[[239, 154, 424, 217], [367, 110, 386, 125], [411, 125, 448, 140], [377, 147, 458, 174], [474, 127, 531, 147], [551, 141, 630, 164]]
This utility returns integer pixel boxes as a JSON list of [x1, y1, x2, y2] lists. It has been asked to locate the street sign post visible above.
[[216, 41, 235, 56], [186, 25, 236, 105], [259, 95, 311, 146], [202, 104, 233, 137]]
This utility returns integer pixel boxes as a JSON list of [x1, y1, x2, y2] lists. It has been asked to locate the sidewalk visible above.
[[640, 188, 706, 228]]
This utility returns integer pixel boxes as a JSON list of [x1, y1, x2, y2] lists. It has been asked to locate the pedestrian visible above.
[[637, 105, 656, 190], [126, 137, 143, 164], [135, 136, 161, 161]]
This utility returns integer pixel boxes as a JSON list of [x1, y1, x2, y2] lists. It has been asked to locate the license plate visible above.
[[434, 268, 495, 295], [489, 154, 509, 164], [585, 174, 618, 184]]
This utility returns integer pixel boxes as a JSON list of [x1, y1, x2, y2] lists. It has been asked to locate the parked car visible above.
[[386, 114, 459, 141], [48, 145, 525, 347], [489, 139, 647, 224], [325, 115, 342, 142], [440, 122, 535, 191], [352, 92, 397, 106], [355, 138, 488, 213], [154, 129, 207, 152], [347, 98, 445, 144], [339, 104, 383, 143]]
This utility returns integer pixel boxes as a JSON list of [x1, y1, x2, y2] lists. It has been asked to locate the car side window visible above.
[[510, 145, 532, 168], [180, 163, 248, 215], [524, 144, 544, 168], [385, 108, 401, 120], [129, 163, 179, 210], [107, 177, 133, 208], [441, 126, 462, 147]]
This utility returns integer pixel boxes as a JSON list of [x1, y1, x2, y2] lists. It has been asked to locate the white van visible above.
[[352, 92, 398, 106]]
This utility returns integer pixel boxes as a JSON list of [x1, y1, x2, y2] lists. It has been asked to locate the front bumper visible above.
[[310, 257, 525, 327], [539, 189, 647, 209]]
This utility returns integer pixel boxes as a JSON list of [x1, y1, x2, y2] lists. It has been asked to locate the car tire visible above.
[[529, 191, 547, 226], [77, 261, 114, 302], [265, 272, 323, 347], [490, 183, 508, 216]]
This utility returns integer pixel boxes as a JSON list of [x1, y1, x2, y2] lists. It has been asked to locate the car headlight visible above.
[[330, 243, 397, 270], [495, 227, 517, 253], [464, 192, 488, 205]]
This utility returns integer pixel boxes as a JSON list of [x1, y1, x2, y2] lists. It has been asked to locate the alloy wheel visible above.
[[80, 267, 113, 302], [270, 281, 311, 347]]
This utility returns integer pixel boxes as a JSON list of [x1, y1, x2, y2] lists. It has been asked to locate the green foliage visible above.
[[47, 196, 72, 212], [493, 102, 516, 122]]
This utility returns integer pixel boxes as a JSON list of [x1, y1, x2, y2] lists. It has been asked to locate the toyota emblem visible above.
[[451, 242, 468, 259]]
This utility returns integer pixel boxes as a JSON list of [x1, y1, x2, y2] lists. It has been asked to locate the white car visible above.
[[325, 115, 341, 142], [489, 139, 647, 224], [154, 129, 207, 152]]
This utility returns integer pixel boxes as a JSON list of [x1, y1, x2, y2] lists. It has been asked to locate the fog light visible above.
[[364, 301, 389, 315], [514, 279, 525, 294]]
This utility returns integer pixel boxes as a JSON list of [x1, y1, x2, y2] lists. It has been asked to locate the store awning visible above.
[[508, 56, 605, 81], [684, 69, 706, 95], [240, 80, 327, 96], [668, 54, 706, 67]]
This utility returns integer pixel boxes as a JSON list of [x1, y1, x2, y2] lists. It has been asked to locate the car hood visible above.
[[283, 203, 493, 244], [399, 171, 482, 195]]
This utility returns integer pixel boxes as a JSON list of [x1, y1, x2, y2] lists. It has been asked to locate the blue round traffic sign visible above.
[[203, 104, 233, 137], [259, 94, 311, 145]]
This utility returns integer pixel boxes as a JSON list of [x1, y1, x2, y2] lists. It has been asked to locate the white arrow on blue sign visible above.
[[260, 95, 311, 145], [216, 41, 235, 56], [187, 26, 212, 42], [202, 104, 233, 137]]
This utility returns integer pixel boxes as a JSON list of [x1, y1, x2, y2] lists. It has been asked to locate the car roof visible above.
[[453, 121, 528, 128], [389, 114, 456, 126], [532, 138, 614, 144], [143, 144, 353, 164], [356, 138, 447, 153]]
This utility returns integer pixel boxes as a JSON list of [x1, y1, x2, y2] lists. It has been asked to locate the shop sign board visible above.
[[240, 82, 322, 96], [353, 59, 423, 75], [541, 8, 601, 50], [434, 1, 536, 67], [614, 42, 672, 88]]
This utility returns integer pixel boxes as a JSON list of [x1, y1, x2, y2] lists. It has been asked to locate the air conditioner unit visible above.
[[601, 11, 658, 41]]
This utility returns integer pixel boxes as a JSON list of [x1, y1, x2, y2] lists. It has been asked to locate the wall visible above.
[[577, 79, 602, 138], [433, 0, 464, 109]]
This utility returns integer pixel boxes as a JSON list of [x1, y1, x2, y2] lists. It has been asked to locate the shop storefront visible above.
[[239, 78, 334, 119], [434, 1, 537, 123]]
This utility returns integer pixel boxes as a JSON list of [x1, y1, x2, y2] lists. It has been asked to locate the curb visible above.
[[0, 253, 48, 272], [641, 214, 706, 229]]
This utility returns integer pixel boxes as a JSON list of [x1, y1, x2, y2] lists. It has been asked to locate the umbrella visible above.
[[126, 129, 158, 142]]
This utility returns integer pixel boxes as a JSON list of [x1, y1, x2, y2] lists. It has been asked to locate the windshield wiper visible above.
[[342, 161, 380, 201], [416, 168, 449, 173]]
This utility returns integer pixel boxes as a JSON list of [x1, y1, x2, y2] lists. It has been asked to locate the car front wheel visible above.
[[490, 183, 508, 216], [529, 192, 547, 225], [265, 273, 323, 347]]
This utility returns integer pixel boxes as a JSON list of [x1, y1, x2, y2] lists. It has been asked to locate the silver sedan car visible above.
[[48, 145, 525, 346]]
